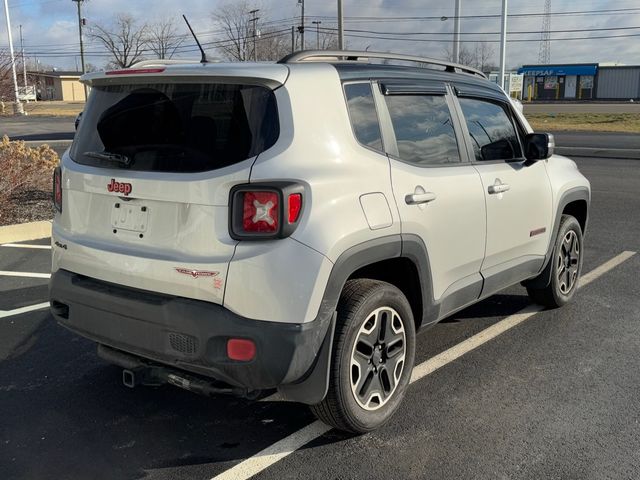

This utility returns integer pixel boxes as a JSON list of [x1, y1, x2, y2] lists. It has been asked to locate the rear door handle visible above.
[[488, 183, 510, 195], [405, 192, 437, 205]]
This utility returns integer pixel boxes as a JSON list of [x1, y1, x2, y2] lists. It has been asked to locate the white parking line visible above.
[[212, 251, 636, 480], [0, 271, 51, 279], [0, 243, 51, 250], [0, 302, 50, 319]]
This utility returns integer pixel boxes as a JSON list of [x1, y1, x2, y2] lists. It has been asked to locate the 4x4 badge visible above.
[[174, 268, 219, 279]]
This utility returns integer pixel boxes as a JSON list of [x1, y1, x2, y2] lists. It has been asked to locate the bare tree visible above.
[[443, 41, 496, 73], [212, 0, 255, 61], [147, 18, 184, 60], [257, 30, 291, 61], [472, 42, 496, 72], [89, 14, 148, 68], [0, 50, 24, 104]]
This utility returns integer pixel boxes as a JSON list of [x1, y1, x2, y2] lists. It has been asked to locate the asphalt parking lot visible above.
[[0, 156, 638, 480]]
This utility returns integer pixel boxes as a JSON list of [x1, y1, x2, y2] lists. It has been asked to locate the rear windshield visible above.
[[70, 82, 279, 173]]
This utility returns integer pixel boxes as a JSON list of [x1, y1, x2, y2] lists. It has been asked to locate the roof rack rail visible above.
[[129, 59, 218, 68], [278, 50, 487, 79]]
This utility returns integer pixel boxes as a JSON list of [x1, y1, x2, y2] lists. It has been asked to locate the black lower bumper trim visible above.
[[49, 270, 332, 390]]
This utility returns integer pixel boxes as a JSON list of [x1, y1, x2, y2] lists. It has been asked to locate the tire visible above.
[[310, 279, 416, 433], [527, 214, 584, 308]]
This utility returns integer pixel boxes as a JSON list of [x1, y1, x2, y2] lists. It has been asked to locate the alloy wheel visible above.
[[350, 306, 406, 411], [557, 230, 580, 295]]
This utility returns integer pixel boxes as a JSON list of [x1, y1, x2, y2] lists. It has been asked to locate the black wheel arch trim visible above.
[[523, 186, 590, 289], [280, 234, 436, 404]]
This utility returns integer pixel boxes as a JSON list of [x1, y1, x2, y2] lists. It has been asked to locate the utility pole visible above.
[[337, 0, 344, 49], [2, 0, 24, 115], [499, 0, 508, 90], [291, 25, 295, 53], [297, 0, 305, 50], [453, 0, 461, 63], [72, 0, 88, 100], [312, 21, 321, 49], [19, 24, 27, 88], [249, 9, 259, 61]]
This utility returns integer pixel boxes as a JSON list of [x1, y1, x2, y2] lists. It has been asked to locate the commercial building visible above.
[[27, 71, 86, 102], [517, 63, 640, 101], [518, 64, 597, 101], [596, 65, 640, 100]]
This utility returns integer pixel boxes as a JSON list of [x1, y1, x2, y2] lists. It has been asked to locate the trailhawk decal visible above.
[[174, 268, 220, 279], [107, 179, 132, 196]]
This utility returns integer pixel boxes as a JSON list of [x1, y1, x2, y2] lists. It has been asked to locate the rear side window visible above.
[[385, 95, 460, 166], [344, 83, 383, 151], [457, 97, 522, 161], [70, 83, 279, 173]]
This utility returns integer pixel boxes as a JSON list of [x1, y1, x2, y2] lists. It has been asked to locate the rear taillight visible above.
[[53, 167, 62, 213], [230, 183, 304, 240], [242, 191, 279, 233]]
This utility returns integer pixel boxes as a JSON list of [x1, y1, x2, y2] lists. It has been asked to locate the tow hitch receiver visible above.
[[99, 344, 259, 399]]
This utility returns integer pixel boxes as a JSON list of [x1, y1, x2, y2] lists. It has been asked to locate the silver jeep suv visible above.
[[50, 51, 590, 433]]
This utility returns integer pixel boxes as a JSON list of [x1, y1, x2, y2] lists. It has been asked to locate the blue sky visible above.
[[1, 0, 640, 70]]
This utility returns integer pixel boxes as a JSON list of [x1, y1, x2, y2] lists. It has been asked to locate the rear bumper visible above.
[[49, 270, 332, 390]]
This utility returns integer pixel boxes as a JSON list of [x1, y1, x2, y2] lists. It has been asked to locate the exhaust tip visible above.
[[122, 369, 136, 388]]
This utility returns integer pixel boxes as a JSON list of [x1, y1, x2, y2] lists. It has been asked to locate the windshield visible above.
[[70, 82, 279, 173]]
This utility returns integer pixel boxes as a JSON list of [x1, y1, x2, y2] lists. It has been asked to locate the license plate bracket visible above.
[[111, 203, 149, 233]]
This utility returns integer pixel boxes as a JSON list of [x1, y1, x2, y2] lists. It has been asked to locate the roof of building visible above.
[[27, 71, 83, 78]]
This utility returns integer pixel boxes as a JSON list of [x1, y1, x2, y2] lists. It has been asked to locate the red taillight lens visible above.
[[53, 167, 62, 213], [227, 338, 256, 361], [288, 193, 302, 224], [242, 191, 279, 233]]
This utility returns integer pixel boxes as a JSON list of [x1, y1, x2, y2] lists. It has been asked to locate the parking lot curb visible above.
[[0, 220, 51, 244], [556, 146, 640, 160]]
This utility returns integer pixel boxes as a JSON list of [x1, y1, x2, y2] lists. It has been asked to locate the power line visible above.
[[308, 6, 640, 21], [315, 25, 640, 44]]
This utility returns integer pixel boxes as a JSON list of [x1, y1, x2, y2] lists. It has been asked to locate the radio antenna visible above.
[[182, 15, 208, 64]]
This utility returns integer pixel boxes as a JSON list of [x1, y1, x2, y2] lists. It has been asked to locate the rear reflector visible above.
[[105, 68, 166, 75], [227, 338, 256, 361], [53, 167, 62, 213], [288, 193, 302, 223], [242, 191, 279, 233]]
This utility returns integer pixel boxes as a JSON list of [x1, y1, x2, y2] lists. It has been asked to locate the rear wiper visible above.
[[84, 151, 132, 167]]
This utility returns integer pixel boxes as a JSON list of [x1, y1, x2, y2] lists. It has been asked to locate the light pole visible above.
[[453, 0, 461, 63], [2, 0, 24, 115], [297, 0, 305, 50], [312, 21, 321, 49], [499, 0, 508, 90], [71, 0, 88, 100], [19, 24, 27, 88], [337, 0, 344, 49]]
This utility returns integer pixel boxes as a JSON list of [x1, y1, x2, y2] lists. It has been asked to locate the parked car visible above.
[[50, 51, 590, 433]]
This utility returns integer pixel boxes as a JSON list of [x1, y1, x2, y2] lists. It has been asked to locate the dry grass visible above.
[[0, 136, 59, 226], [1, 101, 83, 117], [527, 113, 640, 133]]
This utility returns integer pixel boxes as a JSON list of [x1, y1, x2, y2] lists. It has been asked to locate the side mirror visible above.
[[524, 133, 554, 161]]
